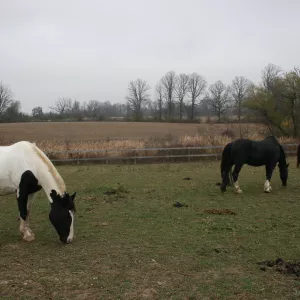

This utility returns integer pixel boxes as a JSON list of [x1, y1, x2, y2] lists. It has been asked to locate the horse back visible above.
[[231, 138, 280, 166]]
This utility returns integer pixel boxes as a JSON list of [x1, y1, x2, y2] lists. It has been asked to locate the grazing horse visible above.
[[0, 141, 76, 243], [297, 143, 300, 168], [220, 136, 289, 193]]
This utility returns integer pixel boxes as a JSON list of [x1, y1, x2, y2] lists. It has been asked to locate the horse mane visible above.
[[29, 143, 66, 194]]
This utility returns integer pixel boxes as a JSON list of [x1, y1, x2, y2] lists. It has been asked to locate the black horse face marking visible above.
[[49, 190, 76, 243]]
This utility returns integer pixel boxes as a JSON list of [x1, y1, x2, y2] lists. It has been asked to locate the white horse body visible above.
[[0, 141, 65, 199], [0, 141, 75, 243]]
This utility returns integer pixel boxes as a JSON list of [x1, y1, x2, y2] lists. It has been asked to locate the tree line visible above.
[[0, 63, 300, 137]]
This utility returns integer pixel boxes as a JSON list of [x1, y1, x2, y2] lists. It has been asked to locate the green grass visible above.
[[1, 160, 300, 299]]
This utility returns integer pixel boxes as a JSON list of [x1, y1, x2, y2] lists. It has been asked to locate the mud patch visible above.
[[258, 258, 300, 277], [183, 177, 192, 180], [103, 184, 129, 195], [173, 202, 188, 208], [204, 209, 236, 215], [103, 189, 117, 195]]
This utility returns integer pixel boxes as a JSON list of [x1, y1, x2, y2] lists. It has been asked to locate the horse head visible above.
[[49, 190, 76, 243]]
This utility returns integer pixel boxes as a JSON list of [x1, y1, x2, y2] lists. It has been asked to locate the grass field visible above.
[[1, 159, 300, 299]]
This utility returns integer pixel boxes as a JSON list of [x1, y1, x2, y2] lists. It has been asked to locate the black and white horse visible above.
[[220, 136, 289, 193], [0, 141, 76, 243]]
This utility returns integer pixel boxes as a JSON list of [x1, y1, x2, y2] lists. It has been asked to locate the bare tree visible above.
[[0, 82, 13, 115], [262, 63, 282, 93], [188, 73, 207, 120], [125, 78, 151, 121], [231, 76, 251, 122], [155, 83, 164, 120], [208, 80, 231, 122], [175, 73, 189, 120], [49, 98, 73, 115], [161, 71, 176, 118], [85, 100, 101, 120]]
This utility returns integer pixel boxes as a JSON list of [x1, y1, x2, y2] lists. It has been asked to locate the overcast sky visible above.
[[1, 0, 299, 113]]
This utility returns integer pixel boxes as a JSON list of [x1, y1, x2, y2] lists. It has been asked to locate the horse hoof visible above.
[[264, 186, 272, 193], [236, 189, 243, 194], [23, 232, 35, 242], [23, 235, 35, 242]]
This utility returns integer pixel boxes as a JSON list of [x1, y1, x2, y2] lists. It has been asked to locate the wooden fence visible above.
[[46, 144, 299, 165]]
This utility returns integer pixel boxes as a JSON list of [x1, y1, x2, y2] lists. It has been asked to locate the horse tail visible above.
[[220, 142, 233, 188], [221, 142, 232, 174], [278, 144, 287, 164], [297, 144, 300, 168]]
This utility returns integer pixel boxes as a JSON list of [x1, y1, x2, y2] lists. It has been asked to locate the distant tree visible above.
[[32, 106, 43, 118], [161, 71, 176, 118], [175, 73, 189, 120], [3, 100, 21, 121], [281, 67, 300, 137], [208, 80, 231, 122], [71, 100, 80, 112], [85, 100, 101, 120], [125, 78, 151, 121], [155, 83, 164, 120], [0, 82, 13, 115], [244, 65, 300, 137], [231, 76, 252, 122], [188, 73, 207, 120], [262, 63, 282, 93], [49, 98, 73, 115]]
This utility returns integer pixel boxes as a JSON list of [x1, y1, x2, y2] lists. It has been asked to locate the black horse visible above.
[[220, 136, 289, 193], [297, 143, 300, 168]]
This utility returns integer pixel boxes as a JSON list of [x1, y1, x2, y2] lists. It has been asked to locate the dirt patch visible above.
[[258, 258, 300, 277], [204, 209, 236, 215], [173, 202, 188, 208], [103, 189, 117, 195]]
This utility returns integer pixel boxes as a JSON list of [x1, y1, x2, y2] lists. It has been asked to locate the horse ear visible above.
[[50, 190, 60, 203], [68, 192, 76, 212]]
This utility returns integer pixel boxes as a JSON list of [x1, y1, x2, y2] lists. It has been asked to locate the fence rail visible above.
[[46, 143, 299, 164]]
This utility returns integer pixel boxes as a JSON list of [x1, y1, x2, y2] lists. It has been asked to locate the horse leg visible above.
[[24, 193, 37, 237], [232, 164, 243, 194], [221, 164, 233, 192], [17, 189, 35, 242], [264, 163, 276, 193], [17, 171, 41, 242]]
